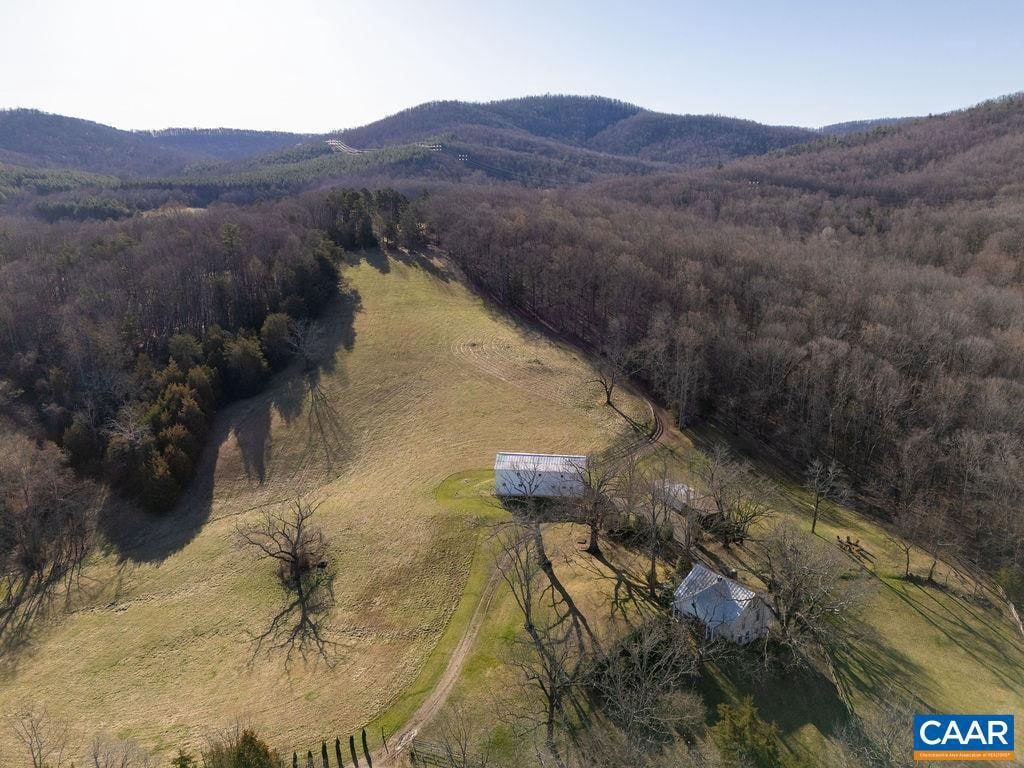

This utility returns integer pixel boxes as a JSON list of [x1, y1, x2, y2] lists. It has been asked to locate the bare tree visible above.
[[494, 523, 589, 765], [570, 454, 620, 555], [433, 704, 493, 768], [696, 446, 773, 547], [6, 705, 70, 768], [495, 523, 544, 634], [238, 501, 328, 593], [804, 457, 849, 534], [503, 614, 584, 764], [620, 457, 673, 600], [90, 735, 155, 768], [590, 616, 702, 748], [753, 523, 869, 659], [592, 318, 639, 407], [237, 501, 336, 665], [289, 319, 326, 372], [840, 685, 918, 768]]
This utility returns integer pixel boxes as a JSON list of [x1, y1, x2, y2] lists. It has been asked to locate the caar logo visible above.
[[914, 714, 1014, 761]]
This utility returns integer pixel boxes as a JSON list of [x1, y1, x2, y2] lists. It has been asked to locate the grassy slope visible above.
[[423, 422, 1024, 767], [0, 253, 647, 761]]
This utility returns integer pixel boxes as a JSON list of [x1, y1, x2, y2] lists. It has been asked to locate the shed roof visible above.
[[494, 452, 587, 473], [662, 481, 718, 515]]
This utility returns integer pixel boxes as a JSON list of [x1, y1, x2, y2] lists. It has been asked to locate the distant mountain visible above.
[[335, 95, 816, 169], [701, 93, 1024, 205], [0, 96, 881, 204], [0, 109, 198, 176], [0, 110, 307, 176]]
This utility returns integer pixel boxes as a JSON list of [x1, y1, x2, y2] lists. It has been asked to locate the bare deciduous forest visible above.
[[424, 94, 1024, 601]]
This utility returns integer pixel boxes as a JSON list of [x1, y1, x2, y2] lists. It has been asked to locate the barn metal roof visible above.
[[494, 452, 587, 473]]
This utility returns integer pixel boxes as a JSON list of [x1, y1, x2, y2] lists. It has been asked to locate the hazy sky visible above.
[[2, 0, 1022, 132]]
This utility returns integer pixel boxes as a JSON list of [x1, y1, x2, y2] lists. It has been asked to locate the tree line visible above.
[[423, 139, 1024, 602]]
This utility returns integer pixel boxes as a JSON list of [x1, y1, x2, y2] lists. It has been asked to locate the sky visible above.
[[1, 0, 1022, 133]]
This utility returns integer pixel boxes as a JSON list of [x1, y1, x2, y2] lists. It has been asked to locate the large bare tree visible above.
[[696, 446, 773, 547], [753, 523, 869, 659], [237, 500, 336, 665], [570, 453, 620, 555]]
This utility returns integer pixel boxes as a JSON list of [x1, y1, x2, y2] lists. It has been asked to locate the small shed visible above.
[[663, 482, 700, 512], [494, 452, 587, 498], [663, 482, 717, 517], [673, 564, 773, 644]]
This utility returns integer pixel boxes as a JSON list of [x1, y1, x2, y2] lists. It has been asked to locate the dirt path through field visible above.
[[372, 388, 666, 766]]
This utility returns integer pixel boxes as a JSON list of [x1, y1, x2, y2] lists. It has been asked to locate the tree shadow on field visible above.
[[699, 650, 852, 745], [831, 623, 932, 710], [98, 286, 361, 564], [249, 562, 340, 670], [358, 245, 454, 283]]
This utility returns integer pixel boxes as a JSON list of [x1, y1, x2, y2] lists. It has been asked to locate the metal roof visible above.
[[494, 452, 587, 473], [674, 564, 759, 627]]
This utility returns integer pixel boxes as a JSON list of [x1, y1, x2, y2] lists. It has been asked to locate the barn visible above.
[[673, 564, 774, 644], [494, 452, 587, 498]]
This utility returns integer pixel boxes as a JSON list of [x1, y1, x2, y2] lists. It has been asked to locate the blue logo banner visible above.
[[914, 715, 1014, 761]]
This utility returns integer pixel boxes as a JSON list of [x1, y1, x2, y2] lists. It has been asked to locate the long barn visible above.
[[494, 452, 587, 498]]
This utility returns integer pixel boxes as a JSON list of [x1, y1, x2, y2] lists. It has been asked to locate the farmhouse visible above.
[[673, 563, 773, 644], [494, 452, 587, 498]]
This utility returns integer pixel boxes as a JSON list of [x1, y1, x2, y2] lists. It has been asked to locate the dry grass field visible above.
[[0, 252, 649, 761]]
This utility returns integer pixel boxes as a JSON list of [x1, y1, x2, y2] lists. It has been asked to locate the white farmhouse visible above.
[[673, 564, 774, 644], [494, 452, 587, 498]]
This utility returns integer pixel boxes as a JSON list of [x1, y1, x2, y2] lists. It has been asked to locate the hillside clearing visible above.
[[0, 253, 647, 761]]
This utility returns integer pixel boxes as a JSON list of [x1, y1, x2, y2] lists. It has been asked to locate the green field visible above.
[[0, 253, 647, 761]]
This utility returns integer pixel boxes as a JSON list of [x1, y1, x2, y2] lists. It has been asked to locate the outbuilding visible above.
[[494, 452, 587, 498], [673, 563, 773, 644]]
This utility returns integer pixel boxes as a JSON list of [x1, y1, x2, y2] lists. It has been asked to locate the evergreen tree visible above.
[[360, 729, 372, 768], [709, 696, 783, 768]]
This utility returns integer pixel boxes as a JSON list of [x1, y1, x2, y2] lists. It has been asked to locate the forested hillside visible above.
[[0, 110, 307, 176], [142, 127, 308, 161], [423, 93, 1024, 601], [0, 188, 422, 518]]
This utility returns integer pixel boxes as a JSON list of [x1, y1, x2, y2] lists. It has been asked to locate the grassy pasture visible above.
[[0, 252, 647, 761], [421, 426, 1024, 767]]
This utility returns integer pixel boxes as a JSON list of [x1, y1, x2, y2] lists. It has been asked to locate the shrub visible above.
[[709, 696, 783, 768], [202, 728, 284, 768]]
